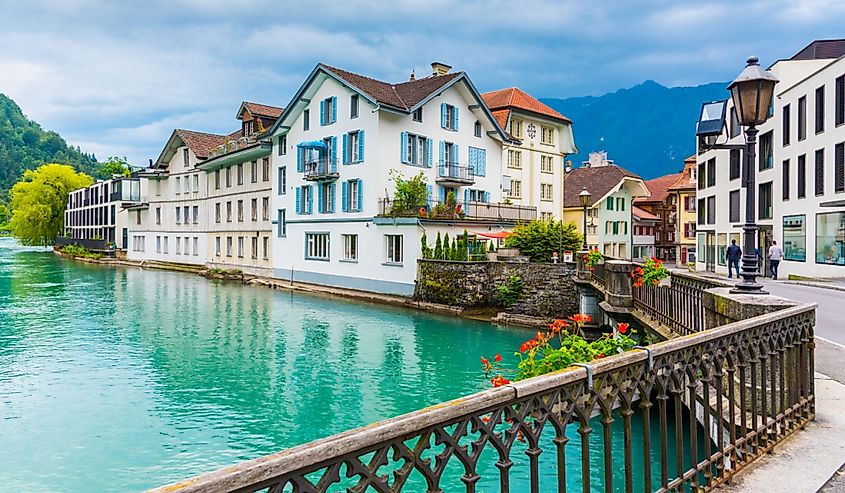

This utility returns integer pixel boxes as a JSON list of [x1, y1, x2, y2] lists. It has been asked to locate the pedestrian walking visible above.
[[726, 239, 742, 278], [768, 240, 784, 280]]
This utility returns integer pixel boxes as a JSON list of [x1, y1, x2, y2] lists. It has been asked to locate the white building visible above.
[[632, 206, 659, 260], [64, 177, 142, 249], [695, 40, 845, 278], [266, 62, 534, 295]]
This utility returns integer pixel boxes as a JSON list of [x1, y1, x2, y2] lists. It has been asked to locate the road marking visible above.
[[817, 336, 845, 351]]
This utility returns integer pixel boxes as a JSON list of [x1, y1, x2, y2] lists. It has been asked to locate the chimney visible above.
[[409, 69, 416, 81], [431, 62, 452, 77]]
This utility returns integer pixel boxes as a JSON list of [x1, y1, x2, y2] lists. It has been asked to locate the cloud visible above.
[[0, 0, 838, 165]]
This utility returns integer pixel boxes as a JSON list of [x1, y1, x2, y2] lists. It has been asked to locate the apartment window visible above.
[[192, 174, 199, 192], [541, 126, 554, 145], [192, 205, 198, 224], [385, 234, 403, 264], [759, 131, 773, 170], [540, 183, 553, 201], [183, 206, 189, 226], [508, 149, 522, 169], [474, 121, 481, 138], [707, 158, 716, 186], [541, 212, 553, 221], [783, 215, 806, 262], [262, 237, 269, 259], [510, 119, 523, 138], [183, 148, 189, 167], [320, 97, 336, 125], [728, 107, 740, 139], [783, 159, 791, 200], [262, 158, 270, 182], [305, 233, 330, 260], [237, 163, 244, 185], [698, 162, 705, 189], [540, 155, 554, 173], [758, 182, 773, 220], [175, 236, 181, 254], [342, 234, 358, 261], [155, 207, 161, 225], [509, 179, 522, 198], [402, 132, 430, 166], [225, 167, 231, 187], [277, 209, 286, 237], [835, 142, 844, 193], [156, 236, 161, 253], [606, 196, 614, 211], [412, 107, 423, 122], [344, 179, 361, 212], [783, 104, 791, 146], [215, 170, 221, 189], [816, 149, 825, 196], [226, 201, 232, 222], [251, 198, 258, 221], [706, 196, 716, 224], [193, 237, 198, 256], [728, 148, 741, 181], [278, 134, 287, 156], [816, 86, 825, 134], [298, 185, 313, 214], [215, 202, 221, 223], [836, 75, 845, 127], [162, 236, 168, 254], [262, 197, 269, 221], [697, 198, 706, 225], [350, 94, 359, 119], [237, 200, 244, 222], [251, 160, 258, 183], [226, 236, 233, 257], [442, 104, 457, 130], [278, 167, 287, 195], [816, 212, 845, 265], [798, 154, 807, 198], [798, 95, 807, 141], [184, 177, 190, 194], [175, 207, 181, 224], [238, 237, 244, 258], [215, 236, 221, 256], [303, 109, 310, 131], [175, 176, 181, 195], [251, 237, 258, 259], [729, 190, 740, 223], [346, 130, 364, 164]]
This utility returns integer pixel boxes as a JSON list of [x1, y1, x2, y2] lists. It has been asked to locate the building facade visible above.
[[670, 156, 698, 265], [266, 63, 532, 295], [64, 177, 142, 249], [481, 88, 577, 220], [634, 171, 682, 261], [695, 40, 845, 278], [632, 206, 659, 259]]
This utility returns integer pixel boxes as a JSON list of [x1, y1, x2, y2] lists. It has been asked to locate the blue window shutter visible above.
[[320, 101, 325, 126], [468, 147, 475, 175], [307, 186, 313, 214], [331, 97, 337, 123], [356, 179, 363, 211], [454, 144, 459, 165], [317, 184, 324, 213], [295, 187, 302, 214], [426, 184, 433, 207], [342, 133, 349, 165], [484, 191, 490, 203], [478, 149, 486, 176], [400, 132, 409, 163], [441, 103, 447, 129], [426, 138, 433, 168], [358, 130, 365, 162], [439, 140, 445, 175], [464, 188, 470, 208], [341, 181, 348, 212], [453, 107, 459, 131], [331, 136, 338, 172], [439, 186, 445, 203], [297, 146, 303, 172], [330, 183, 336, 213]]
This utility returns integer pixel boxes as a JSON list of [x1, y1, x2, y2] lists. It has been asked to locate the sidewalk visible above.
[[720, 373, 845, 493]]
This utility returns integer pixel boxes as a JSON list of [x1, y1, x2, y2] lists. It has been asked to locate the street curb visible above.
[[782, 280, 845, 293]]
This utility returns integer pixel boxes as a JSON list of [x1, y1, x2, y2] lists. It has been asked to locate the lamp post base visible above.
[[729, 253, 768, 294]]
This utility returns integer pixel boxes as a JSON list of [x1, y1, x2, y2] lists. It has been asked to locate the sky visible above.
[[1, 0, 843, 166]]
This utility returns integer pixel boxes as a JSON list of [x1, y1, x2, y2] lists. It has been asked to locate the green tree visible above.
[[504, 220, 583, 263], [433, 232, 443, 259], [388, 169, 428, 215], [420, 232, 432, 259], [96, 156, 131, 179], [9, 163, 92, 245], [443, 233, 451, 260], [0, 202, 9, 231]]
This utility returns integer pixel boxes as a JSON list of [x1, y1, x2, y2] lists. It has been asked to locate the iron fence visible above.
[[378, 198, 536, 223], [149, 303, 815, 493], [632, 270, 731, 336], [438, 161, 474, 181], [55, 236, 110, 251]]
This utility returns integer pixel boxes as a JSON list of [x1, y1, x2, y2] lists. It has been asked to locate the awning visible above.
[[298, 140, 327, 149], [474, 231, 511, 239]]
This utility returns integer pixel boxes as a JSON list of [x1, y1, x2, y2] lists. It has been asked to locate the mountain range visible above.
[[542, 80, 730, 179]]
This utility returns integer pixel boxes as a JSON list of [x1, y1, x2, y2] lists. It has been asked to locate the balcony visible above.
[[378, 198, 535, 223], [207, 135, 257, 159], [436, 162, 474, 186], [303, 160, 338, 181]]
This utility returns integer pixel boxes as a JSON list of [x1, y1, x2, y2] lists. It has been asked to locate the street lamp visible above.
[[727, 56, 778, 294], [579, 187, 591, 251]]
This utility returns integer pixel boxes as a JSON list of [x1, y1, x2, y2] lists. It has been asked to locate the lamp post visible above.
[[579, 187, 591, 251], [727, 56, 778, 294]]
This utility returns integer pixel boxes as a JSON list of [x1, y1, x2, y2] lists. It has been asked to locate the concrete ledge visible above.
[[720, 372, 845, 493], [783, 280, 845, 293]]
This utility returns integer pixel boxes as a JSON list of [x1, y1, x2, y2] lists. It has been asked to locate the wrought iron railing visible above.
[[632, 270, 731, 336], [303, 160, 336, 179], [438, 161, 474, 181], [378, 198, 536, 223], [150, 303, 816, 493], [55, 236, 110, 251]]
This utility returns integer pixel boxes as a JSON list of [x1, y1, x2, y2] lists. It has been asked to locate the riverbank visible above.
[[52, 248, 552, 328]]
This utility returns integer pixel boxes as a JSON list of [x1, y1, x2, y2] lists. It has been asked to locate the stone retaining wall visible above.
[[414, 260, 578, 318]]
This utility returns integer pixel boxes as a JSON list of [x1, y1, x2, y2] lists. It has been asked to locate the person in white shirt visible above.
[[768, 240, 784, 280]]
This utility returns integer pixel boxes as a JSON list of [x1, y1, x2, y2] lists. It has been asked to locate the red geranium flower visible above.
[[491, 375, 511, 388], [618, 323, 629, 334], [481, 356, 489, 365], [495, 353, 502, 362]]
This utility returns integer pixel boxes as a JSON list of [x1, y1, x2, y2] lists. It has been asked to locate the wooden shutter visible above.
[[341, 181, 348, 212], [400, 132, 409, 163], [358, 130, 365, 162], [356, 180, 363, 212], [295, 187, 301, 214], [342, 133, 349, 165]]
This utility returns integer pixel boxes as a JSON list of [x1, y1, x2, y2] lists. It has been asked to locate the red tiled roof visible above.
[[491, 109, 510, 130], [242, 101, 284, 119], [563, 165, 642, 208], [635, 172, 683, 204], [321, 64, 463, 111], [482, 87, 572, 124], [633, 206, 659, 221], [174, 129, 228, 159]]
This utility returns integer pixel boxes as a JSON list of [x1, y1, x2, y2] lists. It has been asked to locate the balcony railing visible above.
[[378, 198, 536, 223], [207, 135, 257, 159], [436, 161, 474, 184], [303, 160, 338, 181], [150, 301, 816, 493]]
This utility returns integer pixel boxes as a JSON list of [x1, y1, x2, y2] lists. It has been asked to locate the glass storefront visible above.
[[783, 215, 806, 262], [816, 212, 845, 266], [717, 234, 727, 266]]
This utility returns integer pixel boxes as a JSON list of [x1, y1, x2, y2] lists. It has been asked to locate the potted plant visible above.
[[583, 250, 604, 271], [631, 257, 670, 287]]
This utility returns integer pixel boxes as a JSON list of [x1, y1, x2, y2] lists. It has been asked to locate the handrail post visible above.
[[605, 260, 635, 309]]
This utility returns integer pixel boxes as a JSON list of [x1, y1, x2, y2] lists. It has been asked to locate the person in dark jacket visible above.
[[726, 240, 742, 278]]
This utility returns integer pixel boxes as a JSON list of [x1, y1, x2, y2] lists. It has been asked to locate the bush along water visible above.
[[481, 318, 645, 387], [59, 244, 103, 260]]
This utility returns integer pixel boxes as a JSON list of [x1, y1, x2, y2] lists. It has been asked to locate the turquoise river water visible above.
[[0, 238, 695, 492]]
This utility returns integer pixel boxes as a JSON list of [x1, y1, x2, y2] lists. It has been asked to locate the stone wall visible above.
[[414, 260, 578, 318]]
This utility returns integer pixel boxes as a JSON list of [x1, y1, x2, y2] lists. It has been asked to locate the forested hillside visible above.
[[0, 93, 99, 199]]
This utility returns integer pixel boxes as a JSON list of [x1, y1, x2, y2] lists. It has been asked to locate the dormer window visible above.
[[183, 148, 190, 167], [413, 108, 423, 122], [243, 120, 255, 137]]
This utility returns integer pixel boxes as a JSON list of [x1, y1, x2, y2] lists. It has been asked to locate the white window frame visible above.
[[305, 232, 330, 261], [384, 234, 403, 264], [342, 234, 358, 261]]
